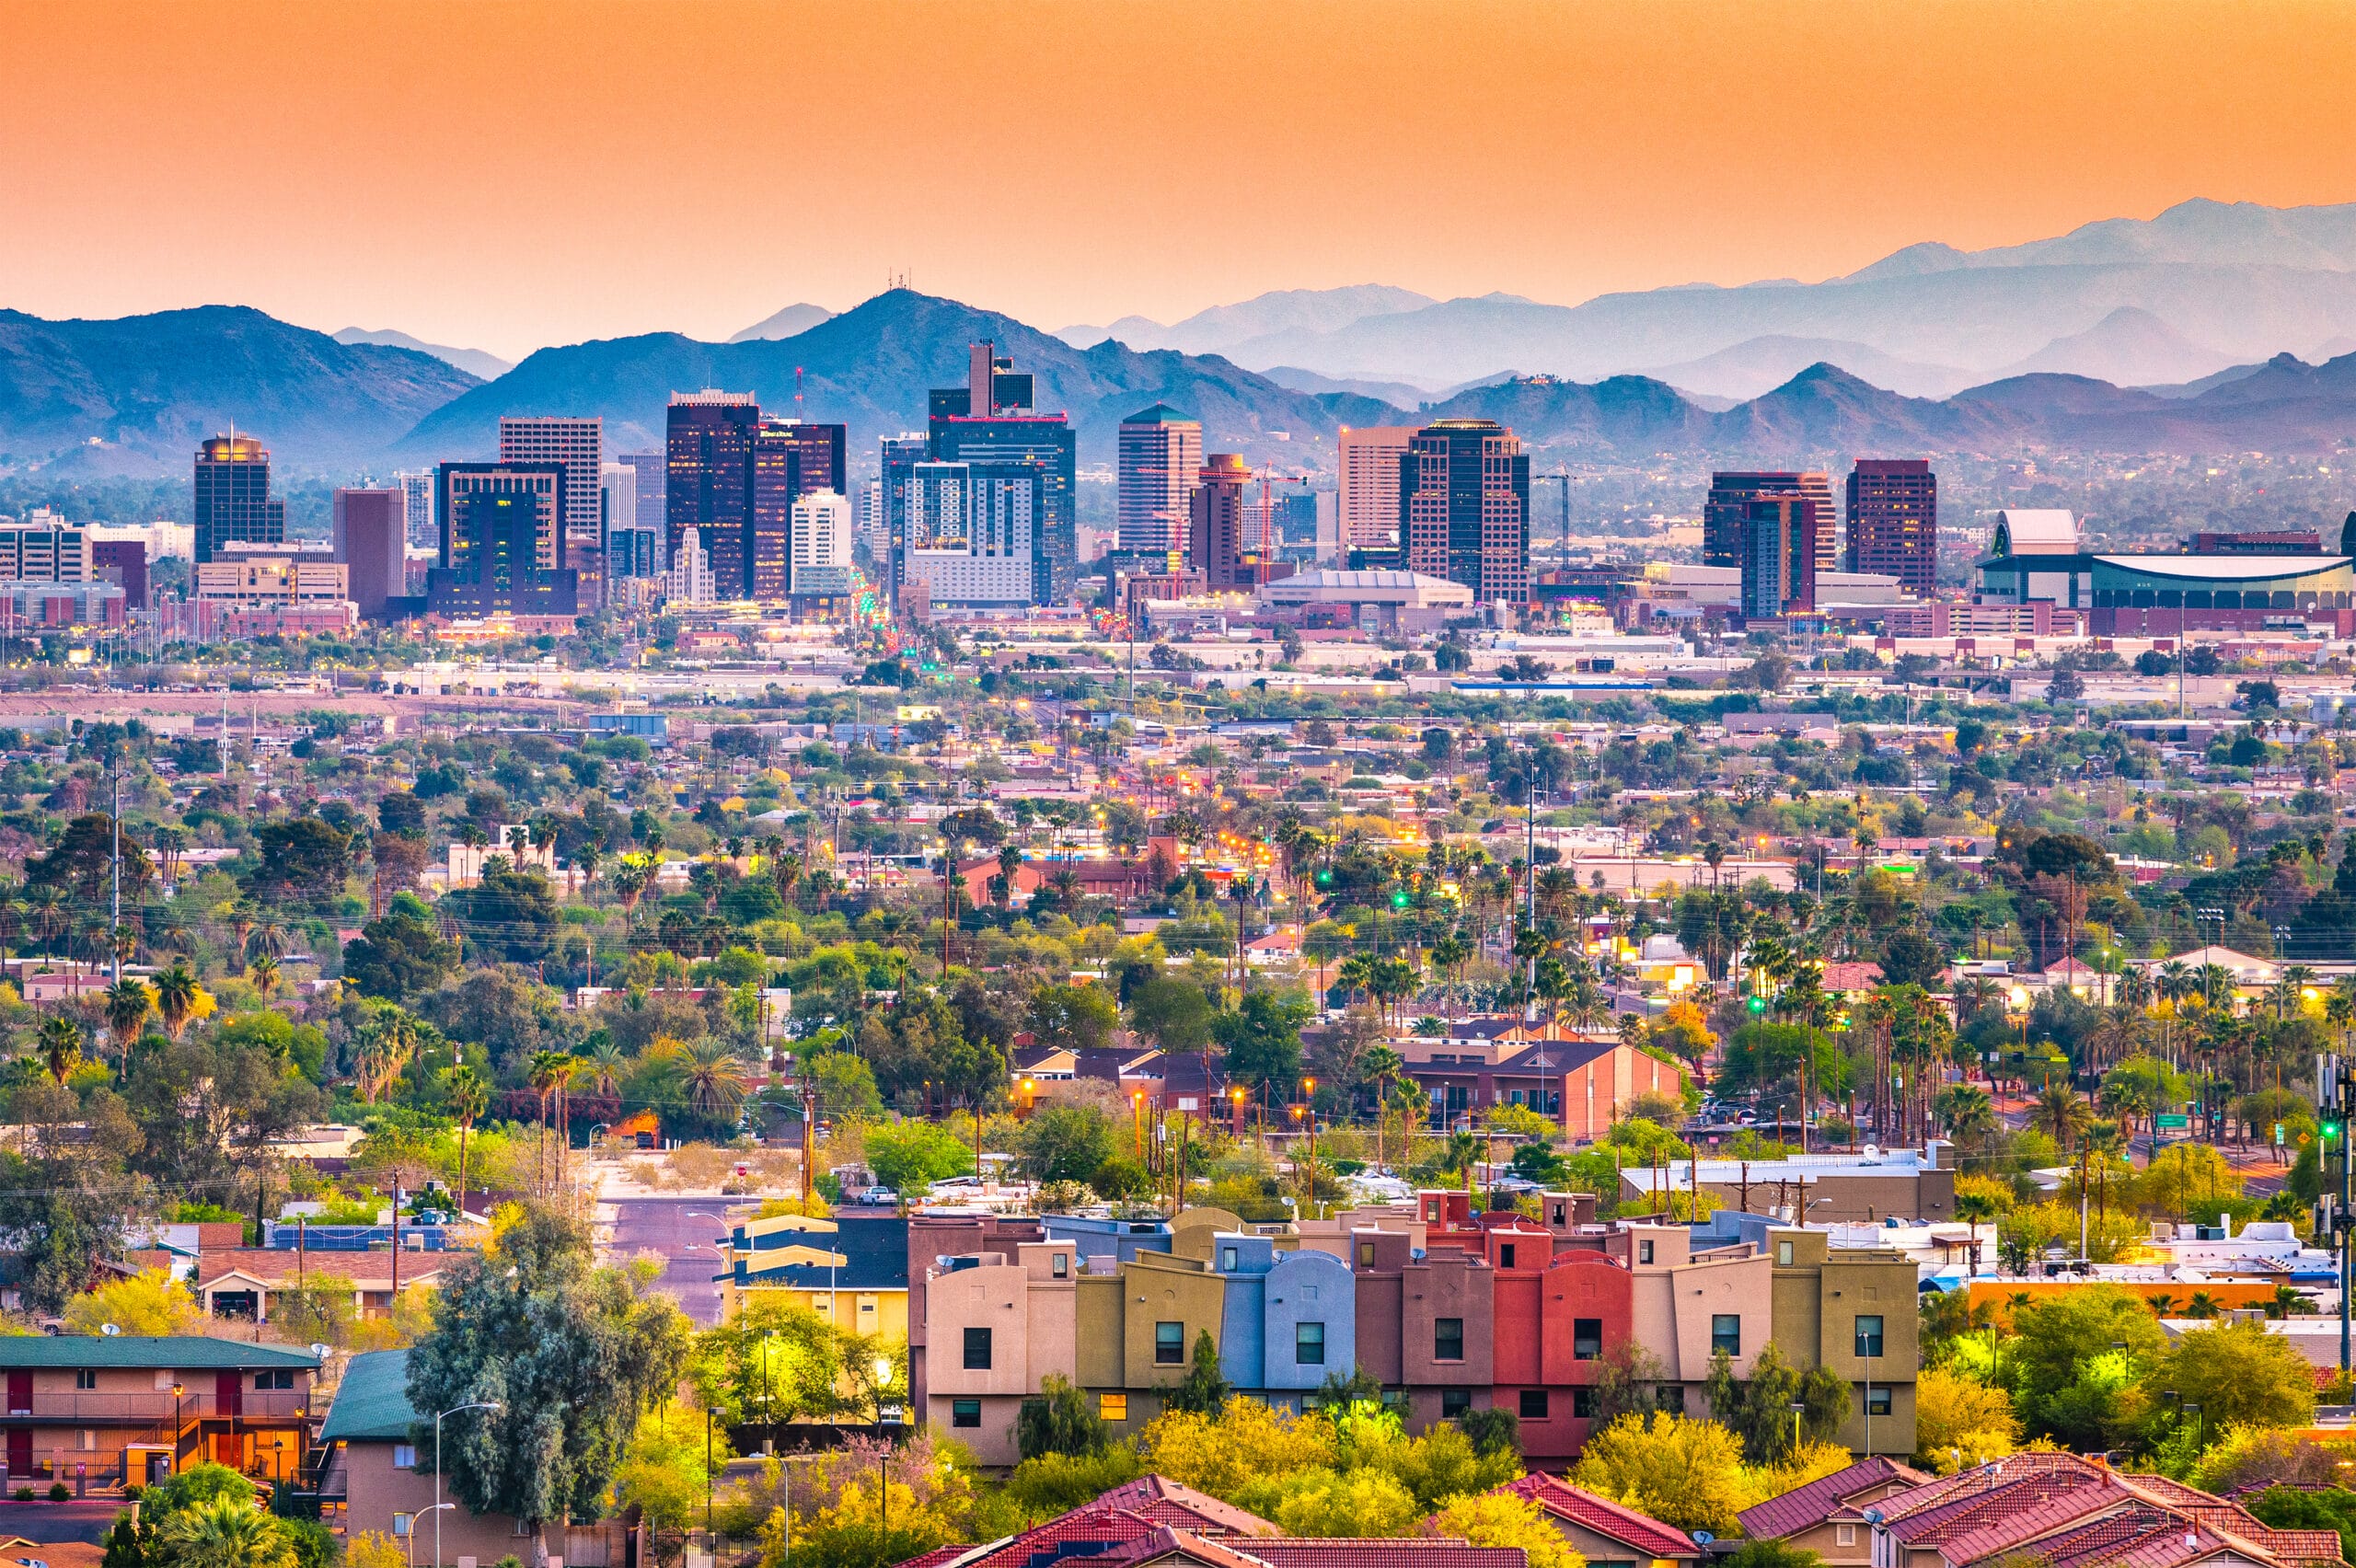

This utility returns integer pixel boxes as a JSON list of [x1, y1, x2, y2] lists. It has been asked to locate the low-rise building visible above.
[[715, 1211, 909, 1337], [0, 1335, 318, 1493], [921, 1240, 1078, 1464]]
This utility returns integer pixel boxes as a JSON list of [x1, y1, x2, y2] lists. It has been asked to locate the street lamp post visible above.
[[410, 1503, 453, 1568], [435, 1400, 502, 1568]]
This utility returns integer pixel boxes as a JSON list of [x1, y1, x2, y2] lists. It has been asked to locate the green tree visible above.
[[341, 910, 462, 1003], [1701, 1342, 1849, 1462], [864, 1119, 976, 1196], [404, 1205, 691, 1551], [1027, 984, 1119, 1055], [1017, 1372, 1111, 1460], [156, 1498, 297, 1568], [2001, 1284, 2166, 1444], [1211, 989, 1311, 1100], [1014, 1105, 1115, 1184], [1159, 1330, 1231, 1416], [244, 815, 355, 907], [442, 859, 560, 964], [1129, 974, 1213, 1054], [2131, 1320, 2316, 1448]]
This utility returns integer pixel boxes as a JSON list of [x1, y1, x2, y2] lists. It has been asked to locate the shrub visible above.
[[47, 1482, 69, 1501]]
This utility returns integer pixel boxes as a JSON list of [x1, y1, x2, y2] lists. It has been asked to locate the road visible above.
[[601, 1193, 735, 1326]]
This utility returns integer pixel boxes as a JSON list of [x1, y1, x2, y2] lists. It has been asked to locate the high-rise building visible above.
[[0, 524, 89, 583], [928, 342, 1073, 603], [427, 463, 577, 619], [618, 452, 666, 530], [1738, 496, 1819, 619], [192, 434, 285, 562], [878, 432, 929, 607], [665, 527, 716, 605], [1846, 459, 1937, 594], [92, 540, 146, 609], [751, 421, 848, 599], [398, 472, 436, 551], [1705, 471, 1837, 573], [1339, 426, 1417, 555], [665, 392, 761, 600], [1187, 454, 1256, 590], [499, 417, 604, 595], [332, 487, 407, 621], [901, 460, 1034, 605], [1118, 405, 1202, 559], [1400, 419, 1529, 605], [790, 490, 856, 596]]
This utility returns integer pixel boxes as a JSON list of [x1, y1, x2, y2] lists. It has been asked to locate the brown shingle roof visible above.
[[1738, 1456, 1929, 1541]]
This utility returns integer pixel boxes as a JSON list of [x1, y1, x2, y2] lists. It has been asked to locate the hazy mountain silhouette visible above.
[[1056, 284, 1438, 355], [727, 303, 835, 342], [333, 326, 513, 382]]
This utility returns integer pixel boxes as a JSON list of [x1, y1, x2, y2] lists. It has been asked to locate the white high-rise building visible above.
[[664, 526, 715, 605], [903, 463, 1032, 605], [1338, 425, 1417, 554], [398, 472, 435, 550], [790, 490, 854, 595]]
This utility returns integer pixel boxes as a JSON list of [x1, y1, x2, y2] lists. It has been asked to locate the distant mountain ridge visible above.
[[333, 327, 513, 382]]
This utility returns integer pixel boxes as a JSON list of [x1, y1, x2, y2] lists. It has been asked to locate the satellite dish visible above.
[[99, 1323, 119, 1337], [1862, 1144, 1881, 1160], [1693, 1533, 1716, 1545], [309, 1343, 332, 1360]]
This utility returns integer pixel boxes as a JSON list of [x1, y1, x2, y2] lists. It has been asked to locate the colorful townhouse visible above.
[[714, 1210, 910, 1339], [922, 1239, 1080, 1464], [0, 1336, 320, 1493]]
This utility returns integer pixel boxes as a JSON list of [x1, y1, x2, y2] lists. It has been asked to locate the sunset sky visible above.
[[10, 0, 2356, 360]]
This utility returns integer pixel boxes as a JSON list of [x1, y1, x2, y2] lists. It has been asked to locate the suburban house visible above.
[[195, 1250, 450, 1322], [1497, 1474, 1702, 1568], [0, 1336, 319, 1492], [1735, 1456, 1930, 1567]]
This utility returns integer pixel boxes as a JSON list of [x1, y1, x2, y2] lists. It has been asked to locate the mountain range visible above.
[[332, 327, 513, 382]]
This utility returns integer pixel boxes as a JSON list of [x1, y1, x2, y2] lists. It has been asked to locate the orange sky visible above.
[[9, 0, 2356, 360]]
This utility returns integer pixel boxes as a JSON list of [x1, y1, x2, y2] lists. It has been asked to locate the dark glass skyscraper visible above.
[[1846, 459, 1938, 594], [927, 342, 1074, 604], [192, 434, 286, 563], [750, 421, 848, 600], [665, 392, 761, 599], [426, 462, 578, 617], [1706, 471, 1837, 574], [1398, 419, 1529, 605]]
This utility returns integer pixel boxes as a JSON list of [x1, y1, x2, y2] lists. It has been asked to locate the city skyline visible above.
[[13, 1, 2356, 359]]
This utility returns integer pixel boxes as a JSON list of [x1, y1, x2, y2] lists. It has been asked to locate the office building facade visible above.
[[902, 461, 1035, 605], [498, 416, 604, 594], [1846, 460, 1937, 594], [192, 435, 286, 563], [928, 342, 1074, 604], [332, 488, 408, 621], [1738, 496, 1819, 619], [1117, 405, 1202, 559], [1400, 419, 1530, 606], [92, 541, 146, 609], [0, 525, 89, 583], [878, 432, 929, 606], [750, 421, 849, 599], [398, 472, 435, 551], [1340, 426, 1417, 554], [427, 463, 577, 619], [1187, 454, 1256, 590], [791, 490, 857, 597], [1706, 472, 1837, 574], [664, 392, 761, 600]]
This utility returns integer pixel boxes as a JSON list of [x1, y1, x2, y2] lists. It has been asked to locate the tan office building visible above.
[[1337, 426, 1417, 553]]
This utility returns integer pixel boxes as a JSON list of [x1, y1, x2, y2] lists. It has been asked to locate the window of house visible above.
[[1442, 1389, 1472, 1417], [1573, 1387, 1595, 1419], [392, 1515, 413, 1539], [1434, 1318, 1464, 1361], [1638, 1239, 1655, 1264], [1657, 1385, 1685, 1414], [1776, 1239, 1795, 1266], [74, 1370, 96, 1390], [1099, 1393, 1128, 1422], [1156, 1322, 1185, 1364], [256, 1370, 294, 1390], [1297, 1321, 1326, 1366], [1051, 1253, 1068, 1278], [1855, 1315, 1885, 1358], [1867, 1386, 1892, 1416], [963, 1327, 992, 1371], [1836, 1525, 1857, 1548], [77, 1430, 94, 1451], [392, 1445, 418, 1470], [952, 1399, 981, 1428], [1221, 1246, 1239, 1271], [1499, 1242, 1517, 1270], [1712, 1314, 1740, 1357], [1519, 1389, 1549, 1420], [1573, 1319, 1603, 1360], [513, 1519, 533, 1536], [1358, 1242, 1376, 1267]]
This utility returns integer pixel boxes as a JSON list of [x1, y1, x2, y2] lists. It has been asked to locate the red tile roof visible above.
[[1252, 1544, 1526, 1568], [1499, 1473, 1697, 1560], [1738, 1456, 1929, 1541]]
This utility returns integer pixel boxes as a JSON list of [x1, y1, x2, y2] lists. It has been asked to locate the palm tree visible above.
[[355, 1010, 419, 1103], [527, 1048, 574, 1193], [157, 1499, 295, 1568], [681, 1038, 749, 1128], [2032, 1082, 2093, 1154], [443, 1064, 489, 1212], [581, 1037, 627, 1099], [102, 978, 153, 1065], [37, 1015, 81, 1085], [151, 962, 200, 1041], [248, 951, 282, 994]]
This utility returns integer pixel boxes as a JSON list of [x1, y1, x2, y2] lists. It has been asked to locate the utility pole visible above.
[[110, 767, 121, 984]]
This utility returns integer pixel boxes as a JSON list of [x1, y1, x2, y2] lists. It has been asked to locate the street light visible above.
[[409, 1503, 454, 1568], [435, 1400, 502, 1568]]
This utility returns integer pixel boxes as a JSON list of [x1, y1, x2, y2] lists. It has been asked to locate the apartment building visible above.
[[922, 1240, 1079, 1464], [714, 1210, 909, 1336], [0, 1336, 319, 1493]]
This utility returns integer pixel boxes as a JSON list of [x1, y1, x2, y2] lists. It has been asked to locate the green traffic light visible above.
[[1747, 996, 1767, 1013], [1392, 890, 1411, 908]]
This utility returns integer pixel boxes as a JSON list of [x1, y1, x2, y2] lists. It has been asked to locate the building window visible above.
[[1297, 1321, 1326, 1366], [1776, 1239, 1795, 1267], [1638, 1239, 1655, 1264], [1574, 1319, 1603, 1360], [77, 1430, 94, 1451], [256, 1370, 294, 1390], [1499, 1242, 1517, 1270], [1712, 1315, 1741, 1357], [392, 1445, 418, 1470], [1867, 1385, 1893, 1417], [1358, 1242, 1376, 1267], [1854, 1315, 1885, 1358], [952, 1399, 981, 1428], [392, 1515, 413, 1539], [1836, 1525, 1857, 1547], [1434, 1318, 1464, 1362], [1156, 1322, 1185, 1365], [1573, 1387, 1595, 1419], [1099, 1393, 1128, 1422], [1519, 1389, 1549, 1421], [1221, 1246, 1239, 1271], [1051, 1253, 1068, 1278], [74, 1370, 96, 1390], [1657, 1385, 1685, 1414], [1442, 1389, 1472, 1417], [963, 1326, 992, 1370]]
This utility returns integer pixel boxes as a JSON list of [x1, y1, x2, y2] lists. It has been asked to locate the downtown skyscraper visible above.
[[500, 416, 604, 598], [664, 392, 760, 600], [1117, 405, 1202, 559], [1400, 419, 1529, 605], [192, 433, 286, 563], [1846, 459, 1938, 595], [926, 341, 1074, 604]]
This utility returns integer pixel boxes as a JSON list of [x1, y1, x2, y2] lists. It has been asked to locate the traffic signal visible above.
[[2326, 1117, 2344, 1144], [1746, 995, 1767, 1014], [1392, 889, 1411, 909]]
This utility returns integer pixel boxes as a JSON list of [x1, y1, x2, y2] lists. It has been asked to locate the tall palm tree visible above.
[[37, 1015, 81, 1085], [2032, 1082, 2093, 1154], [151, 962, 200, 1041], [443, 1064, 489, 1211], [247, 952, 282, 994], [102, 977, 153, 1065], [681, 1038, 749, 1128], [527, 1049, 573, 1193]]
